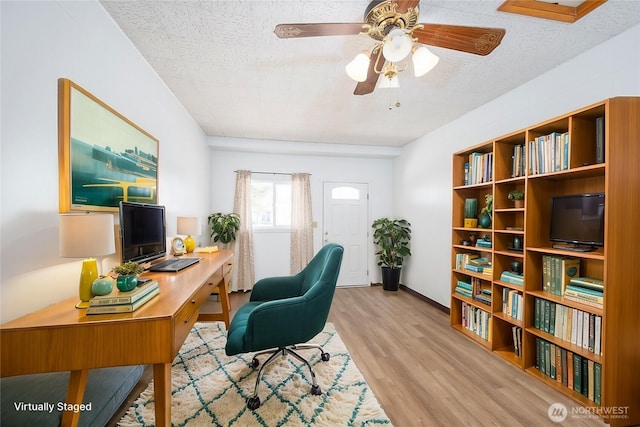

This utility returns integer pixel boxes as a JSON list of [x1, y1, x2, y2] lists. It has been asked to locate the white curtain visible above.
[[290, 173, 313, 274], [232, 170, 255, 292]]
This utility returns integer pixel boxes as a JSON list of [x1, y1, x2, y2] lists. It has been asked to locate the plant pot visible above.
[[464, 218, 478, 228], [514, 200, 524, 209], [116, 275, 138, 292], [381, 267, 401, 291]]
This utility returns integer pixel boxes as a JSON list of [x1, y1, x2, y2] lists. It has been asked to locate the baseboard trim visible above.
[[399, 284, 450, 315]]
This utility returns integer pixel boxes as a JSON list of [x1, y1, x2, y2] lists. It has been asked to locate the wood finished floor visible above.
[[109, 287, 608, 426]]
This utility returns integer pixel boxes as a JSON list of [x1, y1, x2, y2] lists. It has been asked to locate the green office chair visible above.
[[225, 243, 344, 410]]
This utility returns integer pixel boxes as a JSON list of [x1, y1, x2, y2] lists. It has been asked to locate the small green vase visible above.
[[116, 275, 138, 292], [479, 213, 492, 228], [91, 277, 114, 296]]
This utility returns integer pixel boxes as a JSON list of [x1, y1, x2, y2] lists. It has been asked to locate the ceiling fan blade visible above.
[[393, 0, 420, 13], [354, 48, 383, 96], [274, 23, 365, 38], [412, 24, 506, 56]]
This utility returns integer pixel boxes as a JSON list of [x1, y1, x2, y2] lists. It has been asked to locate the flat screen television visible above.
[[119, 201, 167, 264], [549, 193, 605, 251]]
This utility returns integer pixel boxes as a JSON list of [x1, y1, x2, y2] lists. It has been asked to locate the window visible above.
[[331, 186, 360, 200], [251, 176, 291, 228]]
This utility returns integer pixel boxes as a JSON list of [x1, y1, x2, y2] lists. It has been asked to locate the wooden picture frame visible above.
[[58, 78, 159, 212]]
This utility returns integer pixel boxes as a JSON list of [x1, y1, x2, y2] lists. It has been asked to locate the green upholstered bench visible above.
[[0, 365, 143, 426]]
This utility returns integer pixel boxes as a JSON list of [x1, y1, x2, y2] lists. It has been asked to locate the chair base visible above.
[[247, 343, 330, 410]]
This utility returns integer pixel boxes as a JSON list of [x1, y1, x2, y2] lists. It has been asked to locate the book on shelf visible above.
[[500, 270, 523, 286], [533, 297, 601, 356], [465, 264, 485, 273], [542, 255, 580, 296], [86, 286, 159, 314], [465, 152, 493, 185], [89, 280, 159, 306], [569, 277, 604, 292], [528, 131, 570, 175], [511, 143, 526, 178], [534, 341, 600, 403], [469, 257, 491, 266], [475, 239, 492, 248], [596, 116, 605, 164]]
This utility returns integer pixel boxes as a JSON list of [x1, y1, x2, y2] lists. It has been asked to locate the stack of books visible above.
[[563, 277, 604, 309], [500, 270, 523, 286], [87, 280, 159, 314], [475, 238, 492, 248], [455, 280, 473, 298], [465, 257, 491, 273]]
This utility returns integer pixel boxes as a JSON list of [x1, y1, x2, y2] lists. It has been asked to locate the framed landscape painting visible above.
[[58, 78, 159, 212]]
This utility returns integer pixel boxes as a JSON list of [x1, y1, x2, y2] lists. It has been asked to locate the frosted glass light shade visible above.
[[382, 28, 412, 62], [59, 213, 115, 258], [345, 51, 371, 82], [412, 45, 439, 77], [378, 75, 400, 89]]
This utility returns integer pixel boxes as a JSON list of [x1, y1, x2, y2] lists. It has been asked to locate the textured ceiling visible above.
[[100, 1, 640, 147]]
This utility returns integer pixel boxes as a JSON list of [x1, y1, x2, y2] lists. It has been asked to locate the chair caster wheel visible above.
[[321, 352, 330, 362], [247, 396, 261, 410], [311, 384, 322, 395], [251, 358, 259, 368]]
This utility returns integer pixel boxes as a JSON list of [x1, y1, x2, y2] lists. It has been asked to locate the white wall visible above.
[[393, 24, 640, 307], [208, 142, 394, 282], [0, 1, 209, 322]]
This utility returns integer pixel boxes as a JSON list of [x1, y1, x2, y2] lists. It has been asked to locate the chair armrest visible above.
[[250, 275, 302, 301]]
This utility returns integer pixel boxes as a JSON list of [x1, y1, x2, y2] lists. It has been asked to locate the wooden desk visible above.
[[0, 250, 233, 427]]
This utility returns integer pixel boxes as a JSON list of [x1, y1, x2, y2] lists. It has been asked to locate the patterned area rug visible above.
[[119, 322, 392, 426]]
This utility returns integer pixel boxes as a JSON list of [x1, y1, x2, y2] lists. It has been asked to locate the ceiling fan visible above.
[[274, 0, 506, 95]]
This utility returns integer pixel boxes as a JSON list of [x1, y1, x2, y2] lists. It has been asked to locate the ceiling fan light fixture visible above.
[[378, 74, 399, 89], [345, 50, 371, 82], [382, 28, 412, 62], [412, 45, 439, 77]]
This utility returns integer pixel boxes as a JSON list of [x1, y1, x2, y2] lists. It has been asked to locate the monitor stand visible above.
[[552, 243, 596, 252]]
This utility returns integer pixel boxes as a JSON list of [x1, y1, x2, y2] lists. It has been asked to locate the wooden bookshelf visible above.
[[450, 97, 640, 426]]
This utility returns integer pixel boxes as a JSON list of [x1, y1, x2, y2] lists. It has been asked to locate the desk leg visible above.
[[153, 363, 172, 427], [60, 369, 88, 427], [218, 280, 231, 328]]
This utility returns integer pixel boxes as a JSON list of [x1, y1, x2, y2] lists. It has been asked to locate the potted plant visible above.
[[208, 212, 240, 248], [371, 218, 411, 291], [112, 261, 144, 292], [508, 190, 525, 208], [479, 194, 493, 228]]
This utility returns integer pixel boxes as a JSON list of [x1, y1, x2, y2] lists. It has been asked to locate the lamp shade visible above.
[[59, 213, 115, 258], [412, 45, 439, 77], [345, 51, 371, 82], [177, 216, 199, 236], [378, 75, 400, 89], [382, 28, 412, 62]]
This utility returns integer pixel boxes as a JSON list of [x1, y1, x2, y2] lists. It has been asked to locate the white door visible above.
[[323, 182, 369, 287]]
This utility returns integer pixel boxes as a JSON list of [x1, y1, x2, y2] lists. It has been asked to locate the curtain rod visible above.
[[234, 170, 311, 176]]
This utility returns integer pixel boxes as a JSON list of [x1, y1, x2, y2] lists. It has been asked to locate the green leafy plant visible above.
[[112, 261, 144, 276], [208, 212, 240, 244], [481, 194, 493, 217], [371, 218, 412, 269], [508, 190, 524, 201]]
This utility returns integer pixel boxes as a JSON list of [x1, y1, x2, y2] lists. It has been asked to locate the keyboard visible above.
[[150, 257, 201, 272]]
